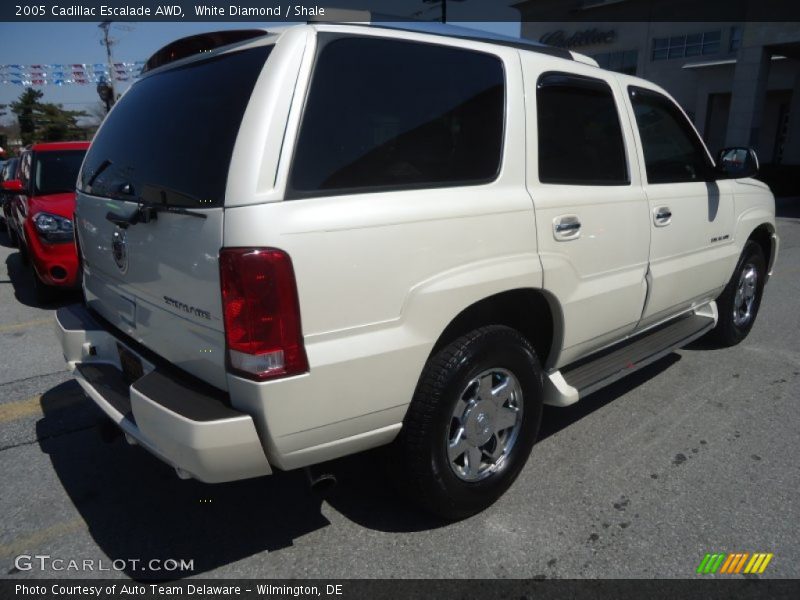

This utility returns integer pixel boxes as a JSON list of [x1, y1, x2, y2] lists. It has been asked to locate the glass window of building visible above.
[[668, 35, 686, 59], [652, 31, 722, 61], [729, 26, 743, 52], [685, 33, 702, 57], [702, 30, 721, 54], [653, 38, 669, 60], [593, 49, 638, 75]]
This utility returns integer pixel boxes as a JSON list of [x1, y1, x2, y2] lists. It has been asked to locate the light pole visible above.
[[421, 0, 466, 24], [98, 21, 116, 110]]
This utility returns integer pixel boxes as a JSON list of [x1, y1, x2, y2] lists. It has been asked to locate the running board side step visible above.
[[543, 302, 717, 406]]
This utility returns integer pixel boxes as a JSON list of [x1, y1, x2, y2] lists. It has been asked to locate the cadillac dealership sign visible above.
[[539, 29, 617, 48]]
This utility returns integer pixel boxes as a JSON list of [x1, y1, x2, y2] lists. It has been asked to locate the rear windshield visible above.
[[33, 150, 87, 195], [78, 46, 271, 208]]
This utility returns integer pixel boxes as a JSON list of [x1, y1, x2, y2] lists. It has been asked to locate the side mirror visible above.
[[716, 147, 759, 179], [0, 179, 24, 194]]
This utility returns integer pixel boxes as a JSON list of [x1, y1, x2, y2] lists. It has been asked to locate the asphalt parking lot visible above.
[[1, 201, 798, 581]]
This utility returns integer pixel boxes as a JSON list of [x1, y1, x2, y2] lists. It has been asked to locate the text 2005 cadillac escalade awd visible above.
[[57, 23, 778, 519]]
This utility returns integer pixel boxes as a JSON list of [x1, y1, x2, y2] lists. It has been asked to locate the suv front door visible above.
[[626, 86, 735, 328]]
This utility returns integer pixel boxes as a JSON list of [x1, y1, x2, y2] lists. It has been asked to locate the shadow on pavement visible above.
[[4, 249, 81, 309], [538, 353, 681, 441], [683, 335, 726, 351], [776, 196, 800, 219], [35, 353, 684, 578], [36, 384, 330, 579]]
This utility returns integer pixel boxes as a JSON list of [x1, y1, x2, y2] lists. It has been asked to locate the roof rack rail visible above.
[[305, 11, 573, 61], [139, 10, 374, 73], [317, 21, 574, 61], [141, 17, 575, 73]]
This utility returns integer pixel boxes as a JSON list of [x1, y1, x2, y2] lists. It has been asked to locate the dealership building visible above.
[[515, 3, 800, 184]]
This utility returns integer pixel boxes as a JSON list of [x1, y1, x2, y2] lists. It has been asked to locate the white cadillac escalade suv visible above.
[[57, 22, 778, 519]]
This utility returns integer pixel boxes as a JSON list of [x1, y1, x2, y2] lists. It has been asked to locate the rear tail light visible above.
[[219, 248, 308, 381]]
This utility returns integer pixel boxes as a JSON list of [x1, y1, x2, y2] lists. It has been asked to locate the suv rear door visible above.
[[76, 45, 272, 390], [522, 61, 651, 366]]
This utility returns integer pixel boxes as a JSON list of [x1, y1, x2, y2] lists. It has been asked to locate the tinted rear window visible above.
[[289, 36, 505, 197], [33, 150, 87, 195], [79, 46, 271, 207]]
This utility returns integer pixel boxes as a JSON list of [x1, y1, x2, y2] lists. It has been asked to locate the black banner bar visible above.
[[1, 0, 800, 22], [2, 579, 800, 600]]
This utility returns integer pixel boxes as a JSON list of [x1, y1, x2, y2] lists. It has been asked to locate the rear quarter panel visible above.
[[223, 34, 542, 467]]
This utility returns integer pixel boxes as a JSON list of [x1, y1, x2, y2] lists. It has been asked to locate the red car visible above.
[[2, 141, 90, 301]]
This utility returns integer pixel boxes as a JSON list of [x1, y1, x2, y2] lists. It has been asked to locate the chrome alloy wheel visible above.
[[447, 368, 523, 482], [733, 263, 758, 327]]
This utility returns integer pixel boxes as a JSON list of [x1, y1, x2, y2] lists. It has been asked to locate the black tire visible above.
[[19, 239, 30, 265], [708, 240, 766, 346], [395, 325, 544, 520]]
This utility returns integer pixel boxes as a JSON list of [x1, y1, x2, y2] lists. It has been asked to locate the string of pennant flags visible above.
[[0, 62, 145, 86]]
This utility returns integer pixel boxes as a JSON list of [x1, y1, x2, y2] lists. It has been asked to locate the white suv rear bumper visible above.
[[55, 304, 271, 483]]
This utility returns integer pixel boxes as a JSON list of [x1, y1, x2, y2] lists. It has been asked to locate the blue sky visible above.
[[0, 18, 519, 120], [0, 22, 279, 116]]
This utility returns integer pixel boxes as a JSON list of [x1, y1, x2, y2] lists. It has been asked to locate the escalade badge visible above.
[[111, 228, 128, 273]]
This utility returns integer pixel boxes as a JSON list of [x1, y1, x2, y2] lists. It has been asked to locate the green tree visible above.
[[35, 103, 88, 142], [10, 88, 43, 145], [10, 88, 88, 144]]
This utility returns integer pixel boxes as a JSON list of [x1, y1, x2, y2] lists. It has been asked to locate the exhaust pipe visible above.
[[305, 467, 337, 497]]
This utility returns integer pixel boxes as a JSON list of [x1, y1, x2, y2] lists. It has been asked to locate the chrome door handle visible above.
[[654, 206, 672, 227], [553, 215, 581, 241]]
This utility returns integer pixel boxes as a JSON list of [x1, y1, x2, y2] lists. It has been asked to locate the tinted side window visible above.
[[629, 87, 713, 184], [537, 73, 628, 185], [289, 36, 505, 196]]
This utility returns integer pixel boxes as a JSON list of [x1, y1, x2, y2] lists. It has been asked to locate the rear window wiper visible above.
[[106, 201, 207, 228], [145, 203, 208, 219], [87, 159, 113, 187]]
